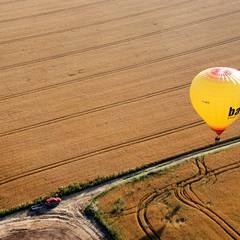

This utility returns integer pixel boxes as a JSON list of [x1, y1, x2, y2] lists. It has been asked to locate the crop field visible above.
[[0, 0, 240, 211], [94, 145, 240, 240]]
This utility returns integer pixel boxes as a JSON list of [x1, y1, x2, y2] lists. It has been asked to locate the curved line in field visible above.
[[137, 191, 162, 239], [143, 197, 161, 239], [174, 162, 240, 239], [175, 186, 239, 239], [136, 160, 240, 239], [189, 184, 204, 204]]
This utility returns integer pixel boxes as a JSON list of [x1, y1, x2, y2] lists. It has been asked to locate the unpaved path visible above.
[[1, 139, 240, 240]]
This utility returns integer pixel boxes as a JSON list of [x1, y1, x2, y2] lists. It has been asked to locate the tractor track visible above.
[[0, 0, 110, 24], [137, 190, 171, 240], [1, 9, 239, 72], [0, 120, 203, 186], [0, 0, 193, 45], [0, 0, 27, 6], [136, 158, 240, 239], [1, 36, 239, 103], [0, 83, 190, 138]]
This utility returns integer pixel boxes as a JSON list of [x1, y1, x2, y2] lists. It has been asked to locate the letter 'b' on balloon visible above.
[[190, 67, 240, 135]]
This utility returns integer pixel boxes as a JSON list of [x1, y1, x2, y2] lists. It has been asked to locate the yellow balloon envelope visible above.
[[190, 67, 240, 135]]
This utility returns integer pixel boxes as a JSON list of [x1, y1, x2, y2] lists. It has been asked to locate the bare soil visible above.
[[95, 145, 240, 240], [0, 0, 240, 211], [0, 187, 105, 240]]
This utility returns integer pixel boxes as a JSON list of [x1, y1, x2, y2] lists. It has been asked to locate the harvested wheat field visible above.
[[94, 145, 240, 240], [0, 0, 240, 211]]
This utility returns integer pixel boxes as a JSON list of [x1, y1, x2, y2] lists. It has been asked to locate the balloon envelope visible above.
[[190, 67, 240, 135]]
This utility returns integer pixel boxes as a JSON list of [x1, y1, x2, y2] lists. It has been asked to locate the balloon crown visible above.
[[210, 68, 232, 77], [205, 67, 240, 84]]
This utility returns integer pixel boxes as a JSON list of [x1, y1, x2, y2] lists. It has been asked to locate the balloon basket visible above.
[[215, 136, 221, 144]]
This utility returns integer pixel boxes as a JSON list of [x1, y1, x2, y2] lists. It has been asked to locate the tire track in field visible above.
[[0, 120, 203, 186], [0, 0, 193, 45], [175, 159, 240, 239], [136, 159, 240, 239], [0, 0, 110, 24], [174, 187, 239, 240], [137, 190, 171, 239], [213, 161, 240, 175], [0, 83, 190, 138], [0, 10, 240, 71], [1, 9, 239, 71], [0, 0, 26, 6], [1, 36, 239, 103]]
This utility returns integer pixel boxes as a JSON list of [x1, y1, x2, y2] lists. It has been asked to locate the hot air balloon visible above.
[[190, 67, 240, 143]]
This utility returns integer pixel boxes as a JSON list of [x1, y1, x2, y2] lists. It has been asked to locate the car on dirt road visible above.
[[30, 197, 61, 213], [44, 197, 62, 208]]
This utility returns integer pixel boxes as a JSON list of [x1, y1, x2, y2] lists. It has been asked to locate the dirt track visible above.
[[0, 0, 240, 211]]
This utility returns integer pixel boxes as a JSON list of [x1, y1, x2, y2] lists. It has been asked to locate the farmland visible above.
[[93, 145, 240, 240], [0, 0, 240, 213]]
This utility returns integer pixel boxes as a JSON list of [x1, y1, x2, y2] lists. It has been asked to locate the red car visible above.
[[45, 197, 61, 208]]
